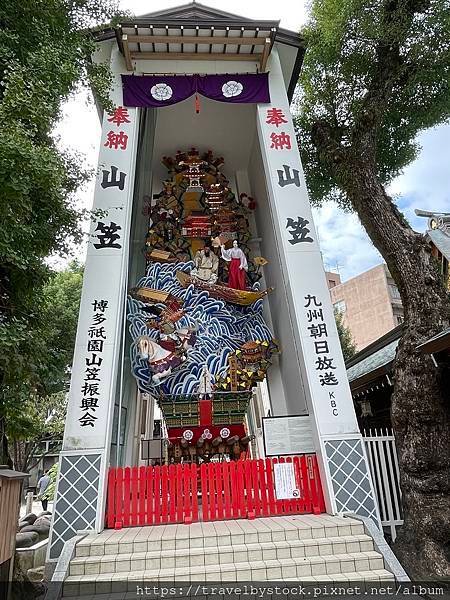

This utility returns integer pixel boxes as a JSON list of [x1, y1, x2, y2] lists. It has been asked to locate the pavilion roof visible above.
[[92, 2, 305, 103]]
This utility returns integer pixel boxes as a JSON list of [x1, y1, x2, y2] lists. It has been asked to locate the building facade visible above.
[[47, 3, 379, 563], [330, 264, 404, 351]]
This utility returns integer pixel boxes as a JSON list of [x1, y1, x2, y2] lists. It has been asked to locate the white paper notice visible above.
[[273, 462, 300, 500], [263, 415, 315, 456]]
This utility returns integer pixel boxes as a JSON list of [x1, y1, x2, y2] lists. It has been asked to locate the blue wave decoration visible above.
[[128, 262, 274, 395]]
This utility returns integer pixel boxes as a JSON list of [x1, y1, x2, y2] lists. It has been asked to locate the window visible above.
[[333, 300, 346, 314], [389, 284, 401, 300], [396, 315, 404, 325]]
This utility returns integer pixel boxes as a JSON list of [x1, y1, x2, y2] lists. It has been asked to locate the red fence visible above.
[[106, 455, 325, 528]]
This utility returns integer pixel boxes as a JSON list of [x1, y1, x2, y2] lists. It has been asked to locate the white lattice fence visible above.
[[363, 429, 403, 541]]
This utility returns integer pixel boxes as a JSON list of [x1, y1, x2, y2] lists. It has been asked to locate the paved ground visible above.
[[19, 499, 54, 518]]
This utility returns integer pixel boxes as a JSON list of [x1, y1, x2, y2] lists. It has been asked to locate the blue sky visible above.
[[313, 124, 450, 280], [53, 1, 450, 281]]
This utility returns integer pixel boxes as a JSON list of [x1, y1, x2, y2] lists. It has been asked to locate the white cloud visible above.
[[389, 124, 450, 231], [313, 204, 382, 281]]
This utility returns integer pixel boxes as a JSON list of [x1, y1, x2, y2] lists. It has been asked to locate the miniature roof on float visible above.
[[93, 1, 305, 103]]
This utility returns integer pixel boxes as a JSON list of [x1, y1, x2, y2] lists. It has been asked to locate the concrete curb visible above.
[[346, 514, 410, 582], [44, 533, 87, 600]]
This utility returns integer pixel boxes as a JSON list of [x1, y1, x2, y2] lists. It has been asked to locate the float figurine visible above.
[[221, 240, 248, 290]]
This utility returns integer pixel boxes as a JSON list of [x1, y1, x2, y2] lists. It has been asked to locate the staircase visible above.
[[62, 515, 394, 596]]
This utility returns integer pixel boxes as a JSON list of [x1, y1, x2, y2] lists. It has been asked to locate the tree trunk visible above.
[[339, 156, 450, 577], [0, 417, 13, 468]]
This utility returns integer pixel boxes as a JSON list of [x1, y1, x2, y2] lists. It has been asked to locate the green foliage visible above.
[[0, 1, 120, 461], [7, 263, 83, 470], [40, 463, 58, 501], [297, 0, 450, 208], [334, 310, 357, 362]]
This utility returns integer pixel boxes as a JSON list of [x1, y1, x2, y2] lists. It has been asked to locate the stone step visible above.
[[63, 566, 393, 597], [75, 516, 365, 557], [67, 550, 385, 580], [69, 534, 375, 575]]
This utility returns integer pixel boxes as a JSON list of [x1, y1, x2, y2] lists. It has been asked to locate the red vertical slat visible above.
[[123, 467, 131, 527], [154, 465, 161, 524], [146, 466, 154, 525], [131, 467, 139, 526], [258, 460, 269, 517], [273, 457, 283, 515], [223, 460, 232, 520], [229, 460, 238, 519], [236, 460, 246, 518], [208, 463, 216, 520], [310, 455, 325, 513], [251, 459, 261, 517], [183, 464, 191, 521], [200, 462, 209, 521], [138, 466, 146, 525], [191, 463, 199, 522], [285, 456, 296, 514], [176, 464, 183, 522], [114, 467, 123, 527], [306, 455, 319, 514], [292, 456, 304, 514], [106, 469, 115, 528], [295, 456, 305, 514], [243, 460, 252, 517], [265, 458, 276, 516], [216, 462, 224, 520], [161, 465, 169, 523], [300, 455, 310, 514], [315, 455, 326, 513], [168, 464, 176, 523]]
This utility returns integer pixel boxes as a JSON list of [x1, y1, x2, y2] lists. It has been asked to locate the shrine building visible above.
[[46, 3, 402, 586]]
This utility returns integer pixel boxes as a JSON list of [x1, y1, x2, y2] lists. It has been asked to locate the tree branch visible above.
[[353, 0, 432, 142]]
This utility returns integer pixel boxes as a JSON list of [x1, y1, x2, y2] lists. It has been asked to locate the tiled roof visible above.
[[347, 338, 399, 383], [427, 229, 450, 261]]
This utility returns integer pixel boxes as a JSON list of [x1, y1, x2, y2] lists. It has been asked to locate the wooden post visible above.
[[0, 468, 28, 596], [25, 491, 33, 515]]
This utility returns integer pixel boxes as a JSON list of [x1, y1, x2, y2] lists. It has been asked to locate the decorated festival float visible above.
[[128, 148, 278, 463], [47, 2, 381, 567]]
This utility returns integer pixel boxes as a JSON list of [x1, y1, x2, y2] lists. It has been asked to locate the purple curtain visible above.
[[121, 73, 270, 108]]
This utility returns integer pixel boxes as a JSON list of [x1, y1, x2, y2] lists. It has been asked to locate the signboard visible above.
[[263, 415, 315, 456], [273, 462, 300, 499]]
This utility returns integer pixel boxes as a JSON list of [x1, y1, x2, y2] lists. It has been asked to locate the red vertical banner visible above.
[[199, 399, 213, 425]]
